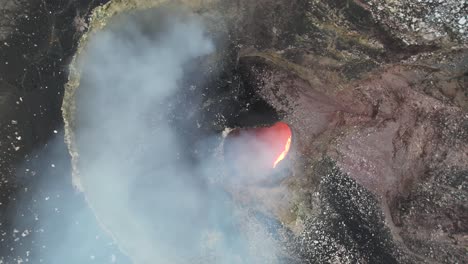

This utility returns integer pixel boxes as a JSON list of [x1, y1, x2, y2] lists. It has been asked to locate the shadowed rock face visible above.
[[0, 0, 467, 263]]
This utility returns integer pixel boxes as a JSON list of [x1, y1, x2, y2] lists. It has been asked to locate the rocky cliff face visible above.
[[1, 0, 467, 263], [229, 1, 467, 262]]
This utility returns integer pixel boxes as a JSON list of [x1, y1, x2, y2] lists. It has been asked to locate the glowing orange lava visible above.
[[273, 135, 291, 168], [267, 122, 292, 168], [224, 121, 292, 171]]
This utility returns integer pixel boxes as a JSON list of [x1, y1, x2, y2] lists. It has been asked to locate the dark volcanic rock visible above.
[[238, 50, 467, 263], [1, 0, 467, 263], [293, 158, 401, 264], [228, 1, 467, 262]]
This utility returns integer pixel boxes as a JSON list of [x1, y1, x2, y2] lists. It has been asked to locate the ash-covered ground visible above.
[[0, 0, 467, 263]]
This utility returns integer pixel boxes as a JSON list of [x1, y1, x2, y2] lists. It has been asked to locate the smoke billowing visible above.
[[57, 7, 284, 264]]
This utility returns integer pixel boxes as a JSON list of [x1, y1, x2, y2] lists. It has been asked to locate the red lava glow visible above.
[[227, 122, 292, 169], [267, 122, 292, 168], [273, 132, 292, 168]]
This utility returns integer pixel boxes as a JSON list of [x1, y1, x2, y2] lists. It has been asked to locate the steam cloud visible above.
[[57, 7, 283, 264]]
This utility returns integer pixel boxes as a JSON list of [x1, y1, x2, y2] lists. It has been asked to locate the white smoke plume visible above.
[[63, 7, 283, 264]]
